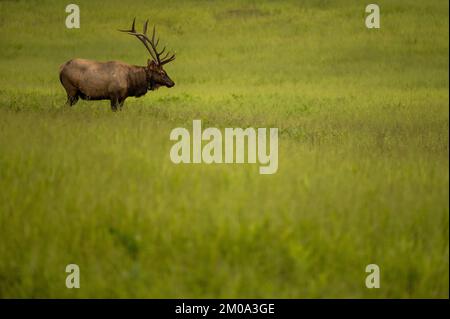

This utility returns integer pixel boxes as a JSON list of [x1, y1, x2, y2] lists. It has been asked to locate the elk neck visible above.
[[127, 66, 148, 97]]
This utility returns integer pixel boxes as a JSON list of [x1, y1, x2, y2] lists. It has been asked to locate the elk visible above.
[[59, 18, 175, 111]]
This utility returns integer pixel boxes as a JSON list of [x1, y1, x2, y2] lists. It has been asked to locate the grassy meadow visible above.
[[0, 0, 448, 298]]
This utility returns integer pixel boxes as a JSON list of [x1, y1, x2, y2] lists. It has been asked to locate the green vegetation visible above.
[[0, 0, 448, 298]]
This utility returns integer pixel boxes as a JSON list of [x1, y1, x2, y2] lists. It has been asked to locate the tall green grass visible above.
[[0, 0, 448, 298]]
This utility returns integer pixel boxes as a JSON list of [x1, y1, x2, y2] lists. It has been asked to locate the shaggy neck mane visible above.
[[127, 66, 148, 97]]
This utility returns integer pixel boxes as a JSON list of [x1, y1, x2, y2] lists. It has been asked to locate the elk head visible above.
[[119, 18, 175, 90]]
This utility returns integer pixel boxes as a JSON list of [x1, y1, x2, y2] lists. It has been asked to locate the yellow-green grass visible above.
[[0, 0, 448, 298]]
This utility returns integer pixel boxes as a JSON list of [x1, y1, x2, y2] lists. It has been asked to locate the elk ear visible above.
[[148, 59, 157, 69]]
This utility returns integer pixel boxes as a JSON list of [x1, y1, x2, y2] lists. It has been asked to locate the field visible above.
[[0, 0, 448, 298]]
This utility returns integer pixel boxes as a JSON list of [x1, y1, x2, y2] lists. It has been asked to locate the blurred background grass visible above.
[[0, 0, 448, 298]]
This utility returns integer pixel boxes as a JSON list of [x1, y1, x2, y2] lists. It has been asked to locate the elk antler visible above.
[[119, 18, 176, 66]]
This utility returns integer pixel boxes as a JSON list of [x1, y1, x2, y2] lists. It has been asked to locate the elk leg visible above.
[[66, 94, 79, 107], [118, 98, 126, 111], [61, 78, 79, 107], [110, 98, 119, 112]]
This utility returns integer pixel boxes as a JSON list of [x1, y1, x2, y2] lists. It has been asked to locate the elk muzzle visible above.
[[166, 79, 175, 88]]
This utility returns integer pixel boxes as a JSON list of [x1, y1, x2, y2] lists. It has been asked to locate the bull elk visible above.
[[59, 18, 175, 111]]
